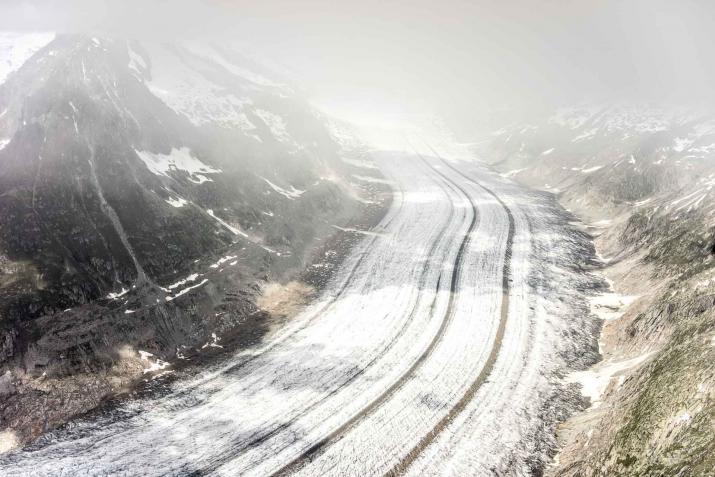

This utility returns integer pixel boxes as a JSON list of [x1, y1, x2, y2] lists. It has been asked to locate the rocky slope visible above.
[[475, 104, 715, 476], [0, 33, 387, 450]]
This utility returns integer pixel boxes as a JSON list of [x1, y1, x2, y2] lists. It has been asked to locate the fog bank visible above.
[[3, 0, 714, 130]]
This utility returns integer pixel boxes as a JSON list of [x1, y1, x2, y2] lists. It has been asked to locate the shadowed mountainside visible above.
[[0, 33, 389, 448]]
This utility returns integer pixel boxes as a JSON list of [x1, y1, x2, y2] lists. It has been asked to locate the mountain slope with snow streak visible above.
[[0, 33, 382, 448], [0, 150, 598, 476]]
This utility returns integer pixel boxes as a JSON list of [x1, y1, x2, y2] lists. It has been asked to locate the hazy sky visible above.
[[2, 0, 714, 127]]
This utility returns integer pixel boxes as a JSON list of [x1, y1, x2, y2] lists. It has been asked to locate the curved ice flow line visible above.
[[263, 154, 481, 477], [404, 168, 545, 476], [188, 154, 505, 477], [0, 154, 465, 476], [186, 162, 463, 474], [11, 172, 412, 460], [382, 150, 517, 476], [0, 152, 536, 476], [111, 156, 461, 476], [165, 171, 409, 398], [191, 157, 468, 475], [273, 155, 511, 477], [209, 159, 480, 477]]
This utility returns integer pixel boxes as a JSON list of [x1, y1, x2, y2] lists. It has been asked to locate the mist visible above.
[[1, 2, 715, 472], [3, 0, 715, 132]]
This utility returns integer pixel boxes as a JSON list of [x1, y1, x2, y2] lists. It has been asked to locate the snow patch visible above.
[[106, 287, 129, 300], [135, 147, 221, 183], [589, 293, 639, 321], [207, 209, 247, 237], [164, 273, 201, 291], [351, 174, 392, 185], [141, 43, 258, 129], [570, 165, 603, 174], [165, 197, 188, 208], [210, 255, 238, 269], [572, 128, 599, 142], [127, 45, 147, 78], [591, 219, 612, 228], [165, 278, 209, 302], [138, 350, 170, 374], [566, 352, 654, 409], [262, 178, 305, 199], [675, 411, 691, 424], [201, 333, 223, 350], [581, 166, 603, 173], [0, 429, 19, 454], [500, 168, 527, 178], [332, 225, 384, 237], [341, 157, 379, 170]]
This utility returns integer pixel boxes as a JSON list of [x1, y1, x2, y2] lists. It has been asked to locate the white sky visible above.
[[2, 0, 714, 129]]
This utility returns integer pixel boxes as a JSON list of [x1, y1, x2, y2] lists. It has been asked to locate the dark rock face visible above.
[[0, 34, 387, 444]]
